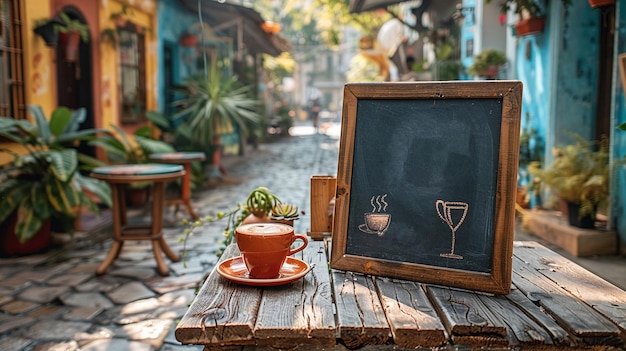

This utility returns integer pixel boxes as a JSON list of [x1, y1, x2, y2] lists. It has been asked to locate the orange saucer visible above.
[[216, 256, 311, 287]]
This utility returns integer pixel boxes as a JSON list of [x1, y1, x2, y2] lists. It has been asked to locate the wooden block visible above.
[[309, 176, 336, 240], [523, 210, 617, 257]]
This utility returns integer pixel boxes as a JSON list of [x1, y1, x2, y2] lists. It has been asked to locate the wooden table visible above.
[[90, 164, 184, 276], [149, 152, 205, 220], [175, 240, 626, 350]]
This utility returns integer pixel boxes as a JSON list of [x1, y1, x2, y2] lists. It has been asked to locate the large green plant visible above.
[[528, 135, 609, 217], [0, 106, 111, 242], [171, 60, 261, 146]]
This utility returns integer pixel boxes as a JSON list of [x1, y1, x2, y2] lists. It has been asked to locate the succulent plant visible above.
[[245, 186, 281, 217], [270, 203, 301, 221]]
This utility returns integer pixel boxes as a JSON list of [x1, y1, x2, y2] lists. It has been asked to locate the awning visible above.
[[348, 0, 409, 13], [177, 0, 290, 56]]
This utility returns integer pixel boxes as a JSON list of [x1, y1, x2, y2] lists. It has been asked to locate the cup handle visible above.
[[288, 234, 308, 256]]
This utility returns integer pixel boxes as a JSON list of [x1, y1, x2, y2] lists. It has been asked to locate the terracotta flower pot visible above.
[[514, 17, 546, 37], [180, 34, 198, 47], [0, 213, 52, 256], [588, 0, 616, 8], [59, 31, 81, 62]]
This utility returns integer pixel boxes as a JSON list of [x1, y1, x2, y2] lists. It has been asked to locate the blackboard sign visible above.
[[330, 81, 522, 294]]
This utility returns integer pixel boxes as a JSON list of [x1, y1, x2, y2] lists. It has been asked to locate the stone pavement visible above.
[[0, 121, 340, 351], [2, 119, 626, 351]]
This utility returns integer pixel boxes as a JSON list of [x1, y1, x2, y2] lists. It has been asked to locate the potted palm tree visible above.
[[0, 106, 112, 255], [171, 59, 261, 179]]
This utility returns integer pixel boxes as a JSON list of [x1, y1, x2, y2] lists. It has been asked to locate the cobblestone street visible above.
[[0, 120, 341, 351]]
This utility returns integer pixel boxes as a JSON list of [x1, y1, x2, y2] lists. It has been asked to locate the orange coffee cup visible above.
[[235, 223, 308, 278]]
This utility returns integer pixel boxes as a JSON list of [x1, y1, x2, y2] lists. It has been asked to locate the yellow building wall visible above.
[[100, 0, 157, 134], [1, 0, 157, 166], [0, 0, 56, 166]]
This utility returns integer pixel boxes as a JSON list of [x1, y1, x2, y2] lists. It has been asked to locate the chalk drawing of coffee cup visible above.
[[358, 194, 391, 236]]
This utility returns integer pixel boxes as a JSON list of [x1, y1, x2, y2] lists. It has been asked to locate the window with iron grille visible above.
[[0, 0, 25, 119], [118, 23, 146, 124]]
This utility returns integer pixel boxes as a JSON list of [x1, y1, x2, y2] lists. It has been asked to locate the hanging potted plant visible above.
[[33, 17, 65, 47], [57, 12, 90, 62], [180, 33, 198, 47], [487, 0, 571, 37]]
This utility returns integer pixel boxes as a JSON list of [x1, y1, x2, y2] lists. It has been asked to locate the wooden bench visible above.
[[175, 239, 626, 350]]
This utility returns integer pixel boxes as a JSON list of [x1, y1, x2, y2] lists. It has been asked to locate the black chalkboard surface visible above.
[[330, 81, 522, 295]]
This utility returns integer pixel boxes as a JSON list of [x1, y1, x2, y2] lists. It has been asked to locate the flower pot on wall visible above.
[[58, 31, 81, 62], [180, 34, 198, 47], [515, 17, 546, 37], [34, 19, 62, 46], [588, 0, 616, 8]]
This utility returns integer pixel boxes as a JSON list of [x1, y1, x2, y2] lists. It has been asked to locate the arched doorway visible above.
[[55, 6, 95, 158]]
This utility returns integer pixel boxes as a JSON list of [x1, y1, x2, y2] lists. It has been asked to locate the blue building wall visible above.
[[552, 2, 600, 146], [614, 0, 626, 249], [156, 0, 199, 113]]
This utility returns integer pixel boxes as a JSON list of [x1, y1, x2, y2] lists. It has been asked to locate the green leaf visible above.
[[15, 198, 45, 243], [618, 122, 626, 131], [74, 174, 112, 207], [45, 176, 80, 214], [0, 179, 30, 224], [48, 149, 78, 182], [27, 105, 52, 142], [49, 106, 73, 136]]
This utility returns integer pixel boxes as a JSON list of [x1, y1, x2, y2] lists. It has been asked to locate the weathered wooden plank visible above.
[[331, 269, 389, 348], [511, 245, 623, 347], [514, 241, 626, 334], [472, 286, 562, 348], [253, 241, 335, 348], [426, 286, 508, 347], [374, 277, 447, 348], [505, 287, 577, 348], [175, 244, 261, 346]]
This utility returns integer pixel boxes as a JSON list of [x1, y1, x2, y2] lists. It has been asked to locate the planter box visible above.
[[523, 209, 617, 257]]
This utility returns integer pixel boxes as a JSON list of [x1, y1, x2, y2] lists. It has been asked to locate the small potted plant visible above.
[[182, 187, 295, 258], [528, 134, 610, 228], [243, 186, 282, 224], [467, 49, 507, 79], [270, 203, 301, 226]]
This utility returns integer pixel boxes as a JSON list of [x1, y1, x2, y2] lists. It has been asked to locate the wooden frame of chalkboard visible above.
[[330, 81, 522, 295]]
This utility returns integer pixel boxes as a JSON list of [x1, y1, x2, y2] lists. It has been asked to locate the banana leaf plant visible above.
[[88, 124, 175, 164], [0, 105, 112, 242]]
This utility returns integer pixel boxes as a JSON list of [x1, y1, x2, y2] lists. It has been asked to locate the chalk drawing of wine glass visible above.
[[436, 200, 468, 259], [359, 194, 391, 236]]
